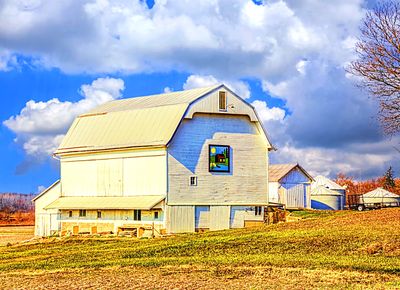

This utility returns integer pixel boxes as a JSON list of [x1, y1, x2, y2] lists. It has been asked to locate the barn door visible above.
[[285, 183, 305, 208], [195, 206, 210, 230]]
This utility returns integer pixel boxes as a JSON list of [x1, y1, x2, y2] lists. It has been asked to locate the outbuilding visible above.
[[312, 175, 346, 210], [268, 164, 313, 209], [311, 185, 343, 210]]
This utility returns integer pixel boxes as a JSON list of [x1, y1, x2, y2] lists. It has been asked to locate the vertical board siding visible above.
[[210, 206, 230, 230], [284, 183, 305, 208], [62, 161, 97, 196], [97, 159, 123, 196], [168, 114, 269, 205], [166, 205, 195, 233], [195, 206, 210, 229], [184, 88, 258, 121], [60, 149, 167, 197], [34, 182, 61, 236], [123, 155, 167, 196]]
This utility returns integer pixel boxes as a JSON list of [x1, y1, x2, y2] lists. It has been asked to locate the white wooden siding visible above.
[[230, 206, 263, 228], [166, 205, 195, 233], [285, 183, 305, 208], [62, 160, 97, 196], [195, 206, 210, 229], [185, 88, 258, 121], [123, 155, 167, 196], [97, 159, 123, 196], [60, 148, 167, 197], [209, 206, 230, 231], [168, 114, 269, 205], [35, 182, 61, 236]]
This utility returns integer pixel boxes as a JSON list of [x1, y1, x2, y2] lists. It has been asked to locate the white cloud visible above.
[[183, 74, 251, 99], [251, 100, 285, 122], [3, 77, 124, 168], [37, 185, 46, 194], [1, 0, 395, 179]]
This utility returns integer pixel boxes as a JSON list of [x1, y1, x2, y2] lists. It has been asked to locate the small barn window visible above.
[[154, 211, 159, 219], [97, 211, 102, 219], [79, 209, 86, 217], [255, 206, 262, 216], [68, 211, 72, 218], [190, 176, 197, 186], [134, 210, 142, 221], [218, 91, 227, 111]]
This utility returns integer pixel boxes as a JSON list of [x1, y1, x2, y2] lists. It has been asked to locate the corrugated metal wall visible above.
[[166, 205, 195, 233]]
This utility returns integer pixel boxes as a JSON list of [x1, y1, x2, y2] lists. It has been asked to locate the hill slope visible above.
[[0, 208, 399, 289]]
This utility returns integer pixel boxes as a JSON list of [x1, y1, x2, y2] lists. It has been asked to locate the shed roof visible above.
[[362, 187, 399, 198], [32, 180, 60, 202], [45, 195, 165, 210], [269, 164, 314, 182], [55, 84, 271, 155], [311, 185, 342, 196], [313, 175, 345, 190]]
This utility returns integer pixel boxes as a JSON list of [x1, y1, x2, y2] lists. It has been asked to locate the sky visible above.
[[0, 0, 398, 194]]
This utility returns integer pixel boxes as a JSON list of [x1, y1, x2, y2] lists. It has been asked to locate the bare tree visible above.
[[348, 1, 400, 134]]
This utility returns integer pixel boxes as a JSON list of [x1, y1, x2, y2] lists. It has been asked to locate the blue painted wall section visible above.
[[168, 114, 256, 174]]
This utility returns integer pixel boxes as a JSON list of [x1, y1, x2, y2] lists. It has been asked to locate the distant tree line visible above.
[[0, 193, 35, 213], [335, 167, 400, 196]]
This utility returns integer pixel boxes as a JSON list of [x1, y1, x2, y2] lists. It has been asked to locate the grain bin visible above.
[[311, 186, 343, 210]]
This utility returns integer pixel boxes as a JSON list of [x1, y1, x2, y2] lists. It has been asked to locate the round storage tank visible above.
[[311, 186, 343, 210]]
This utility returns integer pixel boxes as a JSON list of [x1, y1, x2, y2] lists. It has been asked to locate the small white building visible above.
[[312, 176, 346, 210], [34, 84, 273, 236], [268, 164, 313, 209]]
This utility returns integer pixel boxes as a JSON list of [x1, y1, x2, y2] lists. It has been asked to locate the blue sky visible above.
[[0, 0, 398, 193]]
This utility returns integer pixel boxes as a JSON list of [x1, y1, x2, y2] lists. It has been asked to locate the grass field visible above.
[[0, 225, 34, 246], [0, 209, 399, 289]]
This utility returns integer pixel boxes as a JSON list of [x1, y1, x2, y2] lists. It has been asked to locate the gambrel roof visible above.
[[55, 84, 272, 155]]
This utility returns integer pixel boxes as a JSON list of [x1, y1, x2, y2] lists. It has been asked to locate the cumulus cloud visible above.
[[3, 77, 124, 172], [251, 100, 285, 122], [0, 0, 363, 78], [1, 0, 396, 179], [183, 74, 251, 99]]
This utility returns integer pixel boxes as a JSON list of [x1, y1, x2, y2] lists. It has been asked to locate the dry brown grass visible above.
[[1, 265, 399, 290], [1, 209, 400, 289], [0, 226, 34, 246]]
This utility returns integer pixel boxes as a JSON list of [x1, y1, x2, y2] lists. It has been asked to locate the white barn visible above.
[[34, 84, 273, 236]]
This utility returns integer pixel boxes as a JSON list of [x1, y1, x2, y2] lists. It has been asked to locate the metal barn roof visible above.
[[313, 175, 345, 190], [56, 84, 261, 155], [269, 164, 314, 182], [45, 195, 165, 210], [311, 185, 342, 196], [362, 187, 399, 198]]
